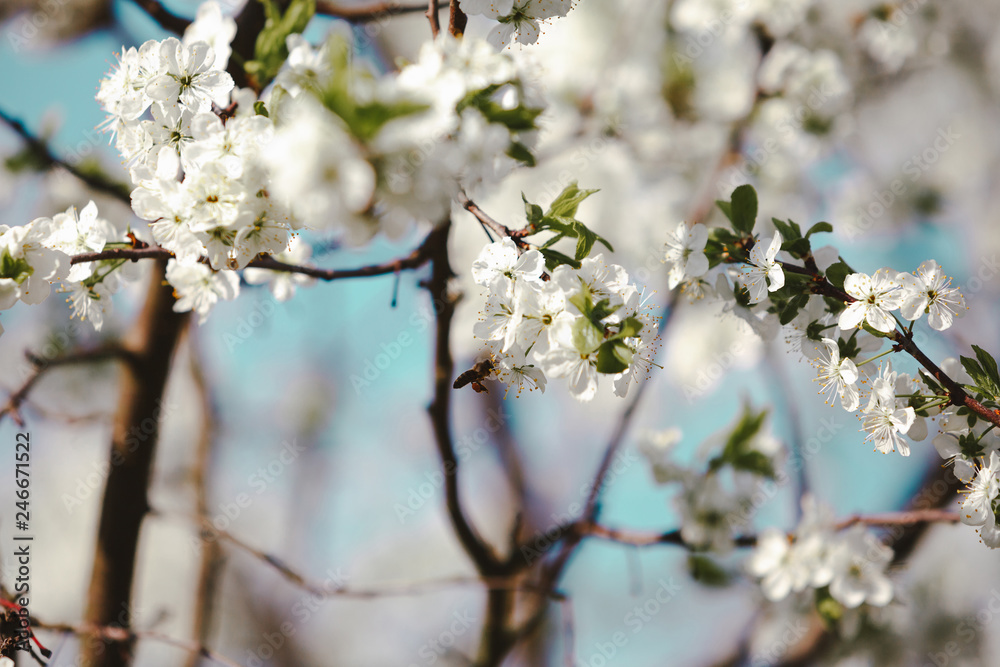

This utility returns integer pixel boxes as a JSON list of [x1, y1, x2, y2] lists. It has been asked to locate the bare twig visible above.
[[70, 233, 437, 281], [33, 621, 242, 667], [0, 346, 135, 427], [83, 259, 189, 667], [316, 1, 428, 21], [424, 221, 505, 574], [0, 107, 132, 204], [185, 331, 225, 667], [458, 192, 529, 249], [130, 0, 191, 33], [426, 0, 441, 36]]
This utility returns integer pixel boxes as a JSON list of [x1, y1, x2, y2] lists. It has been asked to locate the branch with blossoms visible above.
[[660, 183, 1000, 549]]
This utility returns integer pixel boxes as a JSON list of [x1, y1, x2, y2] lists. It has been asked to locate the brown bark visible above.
[[82, 259, 188, 667]]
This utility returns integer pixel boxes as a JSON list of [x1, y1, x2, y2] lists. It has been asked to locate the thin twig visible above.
[[185, 330, 225, 667], [426, 0, 440, 36], [130, 0, 191, 33], [0, 107, 132, 204], [33, 621, 243, 667], [70, 235, 436, 281], [316, 1, 428, 21], [423, 221, 505, 574], [458, 192, 530, 249], [0, 346, 135, 427]]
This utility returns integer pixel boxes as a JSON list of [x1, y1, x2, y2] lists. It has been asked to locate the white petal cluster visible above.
[[747, 495, 894, 609], [471, 239, 656, 400], [460, 0, 575, 49]]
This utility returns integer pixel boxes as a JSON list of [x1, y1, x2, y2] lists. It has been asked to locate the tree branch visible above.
[[426, 0, 441, 36], [0, 107, 132, 204], [130, 0, 191, 33], [316, 1, 429, 21], [448, 0, 467, 36], [458, 192, 530, 249], [424, 221, 505, 574], [70, 233, 436, 281], [83, 259, 189, 667], [0, 346, 136, 427], [34, 620, 242, 667], [185, 331, 225, 667]]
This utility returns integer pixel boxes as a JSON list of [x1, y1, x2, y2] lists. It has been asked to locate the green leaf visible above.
[[715, 405, 774, 478], [507, 141, 536, 167], [547, 182, 599, 218], [617, 316, 644, 339], [806, 221, 833, 237], [253, 101, 269, 117], [572, 317, 603, 355], [457, 83, 544, 131], [687, 554, 730, 587], [715, 200, 733, 223], [779, 293, 809, 325], [596, 340, 632, 373], [730, 185, 758, 235], [770, 217, 800, 242], [824, 259, 853, 289], [539, 248, 580, 271], [246, 0, 316, 90], [784, 238, 811, 258], [730, 450, 776, 478], [961, 354, 1000, 399], [522, 193, 543, 226], [973, 345, 1000, 391]]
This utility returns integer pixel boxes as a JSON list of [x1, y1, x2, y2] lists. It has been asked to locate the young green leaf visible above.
[[730, 185, 758, 235], [547, 181, 600, 218]]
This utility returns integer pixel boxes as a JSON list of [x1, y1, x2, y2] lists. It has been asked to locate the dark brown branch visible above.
[[424, 221, 505, 574], [83, 259, 189, 667], [316, 1, 429, 21], [426, 0, 441, 36], [187, 515, 557, 599], [71, 234, 436, 281], [448, 0, 467, 35], [0, 107, 132, 204], [33, 620, 242, 667], [71, 247, 174, 264], [130, 0, 191, 33], [458, 192, 530, 249], [0, 346, 135, 427], [767, 256, 1000, 429], [185, 332, 225, 667], [834, 509, 960, 530]]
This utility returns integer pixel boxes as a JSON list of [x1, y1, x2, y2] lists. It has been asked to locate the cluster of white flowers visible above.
[[3, 1, 545, 329], [637, 416, 783, 553], [747, 495, 894, 609], [471, 238, 658, 401], [0, 202, 139, 331], [459, 0, 575, 49]]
